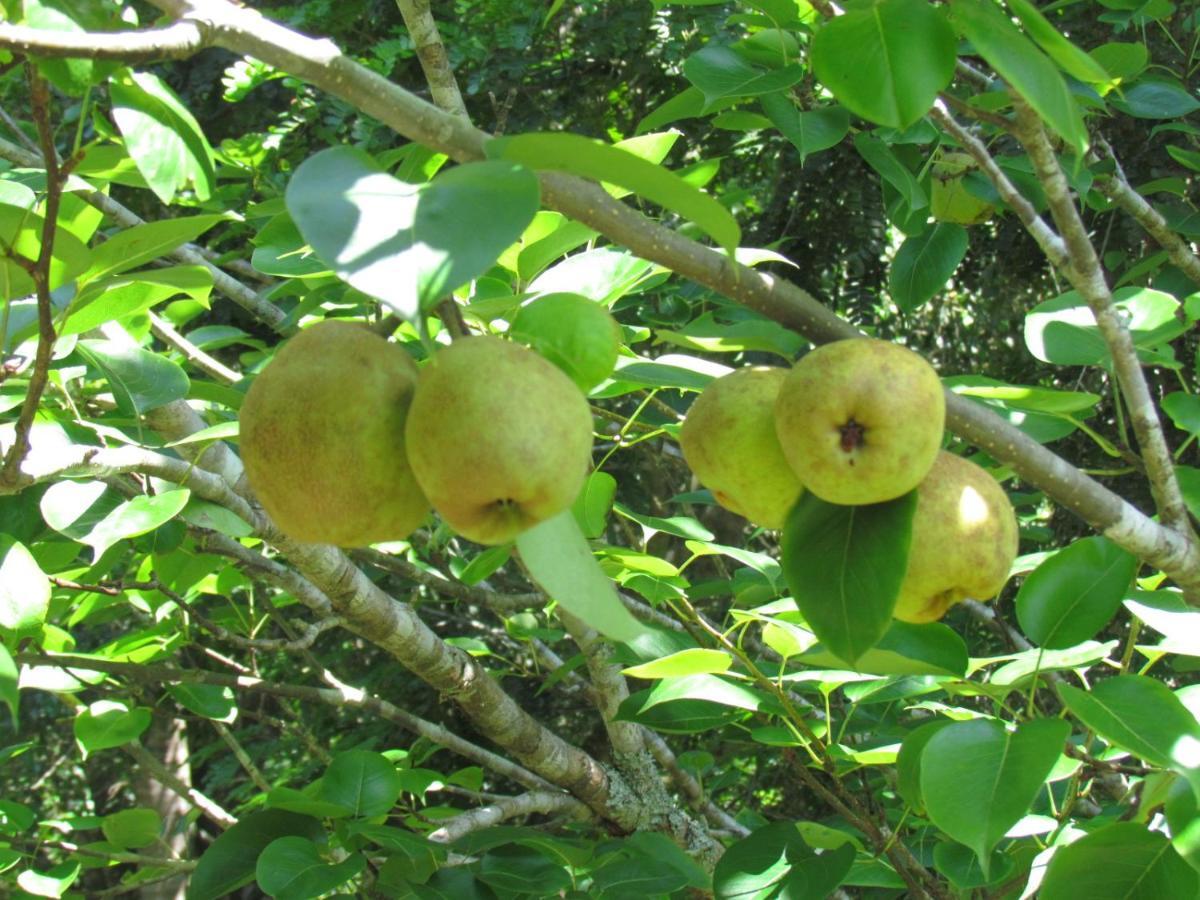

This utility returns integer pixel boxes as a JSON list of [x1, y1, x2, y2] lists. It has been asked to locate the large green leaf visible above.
[[1024, 287, 1185, 367], [74, 700, 153, 756], [187, 810, 323, 900], [797, 619, 968, 677], [949, 0, 1088, 155], [1004, 0, 1112, 84], [516, 510, 645, 643], [477, 843, 573, 895], [683, 44, 805, 107], [713, 821, 854, 900], [255, 837, 364, 900], [889, 223, 968, 312], [1039, 823, 1198, 900], [78, 489, 191, 562], [317, 751, 403, 819], [759, 94, 850, 164], [0, 203, 90, 302], [286, 147, 539, 319], [62, 267, 214, 337], [921, 718, 1069, 874], [76, 340, 191, 416], [811, 0, 956, 130], [0, 538, 49, 632], [109, 69, 215, 204], [1058, 675, 1200, 798], [488, 132, 740, 253], [854, 133, 927, 211], [77, 216, 225, 285], [1015, 536, 1138, 649], [101, 808, 161, 850], [780, 491, 917, 666]]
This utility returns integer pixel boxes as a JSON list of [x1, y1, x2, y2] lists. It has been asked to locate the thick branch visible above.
[[392, 0, 468, 118], [427, 791, 591, 843], [1012, 100, 1196, 543], [0, 21, 204, 60], [1092, 137, 1200, 288], [124, 741, 237, 829]]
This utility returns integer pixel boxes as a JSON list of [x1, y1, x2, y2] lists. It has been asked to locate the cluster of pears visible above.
[[679, 338, 1018, 623], [238, 320, 594, 548]]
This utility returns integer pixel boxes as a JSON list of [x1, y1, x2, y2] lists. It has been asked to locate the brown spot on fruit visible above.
[[839, 418, 865, 453]]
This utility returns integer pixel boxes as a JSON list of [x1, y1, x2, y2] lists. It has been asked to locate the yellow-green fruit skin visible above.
[[894, 451, 1019, 623], [931, 152, 993, 226], [679, 367, 803, 529], [405, 335, 594, 545], [774, 338, 945, 506], [238, 320, 429, 546]]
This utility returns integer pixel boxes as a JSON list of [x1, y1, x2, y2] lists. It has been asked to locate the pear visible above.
[[405, 335, 594, 545], [894, 451, 1019, 623], [931, 152, 994, 226], [238, 320, 429, 546], [774, 338, 945, 506], [679, 366, 803, 528]]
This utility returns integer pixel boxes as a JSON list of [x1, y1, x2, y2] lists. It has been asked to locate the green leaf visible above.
[[287, 148, 539, 319], [683, 44, 805, 106], [167, 683, 236, 722], [0, 538, 49, 631], [17, 862, 80, 899], [780, 491, 917, 666], [62, 267, 214, 337], [951, 380, 1100, 415], [854, 133, 927, 211], [591, 856, 690, 899], [77, 216, 225, 285], [896, 719, 955, 813], [189, 810, 324, 900], [318, 750, 403, 819], [1025, 287, 1185, 367], [622, 648, 733, 679], [1058, 675, 1200, 798], [1111, 76, 1200, 119], [713, 821, 854, 900], [570, 471, 616, 540], [0, 203, 90, 301], [759, 95, 850, 164], [1089, 42, 1148, 80], [1015, 536, 1138, 649], [889, 223, 968, 312], [516, 510, 645, 643], [74, 700, 153, 756], [530, 247, 662, 303], [1163, 393, 1200, 437], [477, 843, 573, 895], [78, 489, 191, 562], [509, 293, 621, 392], [101, 808, 160, 850], [255, 836, 364, 900], [617, 673, 771, 732], [811, 0, 956, 130], [798, 619, 968, 677], [921, 718, 1069, 874], [1004, 0, 1112, 84], [0, 645, 17, 725], [934, 842, 1014, 890], [1124, 591, 1200, 656], [488, 132, 740, 254], [109, 69, 215, 204], [76, 340, 191, 415], [1039, 822, 1199, 899], [949, 0, 1088, 155]]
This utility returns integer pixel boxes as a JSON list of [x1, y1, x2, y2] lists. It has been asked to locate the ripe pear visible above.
[[894, 451, 1019, 623], [405, 335, 594, 545], [238, 320, 429, 546], [679, 367, 803, 529], [931, 152, 994, 226], [774, 338, 945, 506]]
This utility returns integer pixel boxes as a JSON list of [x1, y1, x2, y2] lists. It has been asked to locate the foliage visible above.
[[0, 0, 1199, 897]]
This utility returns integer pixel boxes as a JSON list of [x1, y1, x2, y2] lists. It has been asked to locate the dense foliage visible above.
[[0, 0, 1199, 897]]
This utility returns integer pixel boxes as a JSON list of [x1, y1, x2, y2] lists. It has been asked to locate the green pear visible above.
[[931, 152, 994, 226], [774, 338, 945, 506], [405, 335, 594, 545], [238, 320, 429, 546], [679, 366, 803, 529], [894, 451, 1019, 623]]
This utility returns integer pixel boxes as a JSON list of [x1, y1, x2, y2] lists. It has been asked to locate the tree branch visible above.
[[1012, 99, 1196, 544], [0, 21, 204, 60], [427, 791, 591, 843], [392, 0, 468, 118], [124, 741, 237, 829]]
